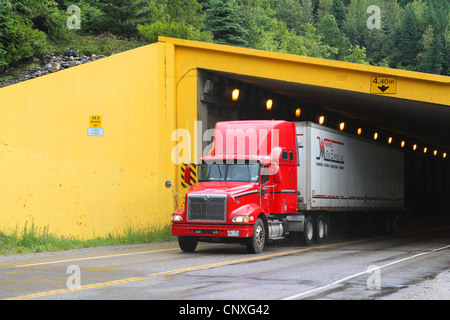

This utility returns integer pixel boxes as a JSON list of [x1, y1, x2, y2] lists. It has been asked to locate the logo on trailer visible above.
[[316, 137, 345, 164]]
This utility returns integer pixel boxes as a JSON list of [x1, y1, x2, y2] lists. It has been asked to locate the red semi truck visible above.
[[169, 120, 404, 253]]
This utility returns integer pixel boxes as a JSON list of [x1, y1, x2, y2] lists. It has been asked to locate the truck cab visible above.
[[171, 120, 298, 253]]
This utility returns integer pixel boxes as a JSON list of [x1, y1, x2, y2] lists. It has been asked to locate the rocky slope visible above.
[[0, 48, 106, 88]]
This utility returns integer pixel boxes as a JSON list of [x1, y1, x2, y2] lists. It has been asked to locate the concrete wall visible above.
[[0, 43, 176, 238]]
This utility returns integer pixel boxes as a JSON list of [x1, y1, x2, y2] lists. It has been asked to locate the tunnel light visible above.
[[413, 144, 417, 151], [444, 152, 447, 159], [373, 132, 378, 140], [388, 137, 393, 144], [423, 147, 428, 154], [433, 150, 438, 156], [231, 89, 240, 101], [295, 108, 301, 118], [318, 116, 325, 125], [401, 140, 405, 148], [266, 99, 273, 110], [357, 128, 362, 136], [339, 122, 345, 131]]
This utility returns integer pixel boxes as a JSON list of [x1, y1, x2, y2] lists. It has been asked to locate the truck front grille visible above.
[[187, 194, 227, 222]]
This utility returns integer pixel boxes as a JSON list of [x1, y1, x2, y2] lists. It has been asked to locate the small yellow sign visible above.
[[370, 76, 397, 94], [89, 115, 102, 128]]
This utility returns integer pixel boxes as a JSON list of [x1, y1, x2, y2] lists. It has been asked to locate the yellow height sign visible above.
[[89, 115, 102, 128], [370, 76, 397, 94]]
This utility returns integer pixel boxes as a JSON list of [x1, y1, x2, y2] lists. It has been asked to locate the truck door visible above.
[[260, 164, 275, 213]]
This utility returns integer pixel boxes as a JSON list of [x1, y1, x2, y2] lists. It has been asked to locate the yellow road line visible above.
[[1, 246, 181, 270], [3, 236, 382, 300]]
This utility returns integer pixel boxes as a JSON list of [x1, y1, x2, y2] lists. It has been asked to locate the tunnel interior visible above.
[[196, 69, 450, 218]]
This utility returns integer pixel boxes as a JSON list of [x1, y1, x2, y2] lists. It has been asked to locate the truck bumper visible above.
[[172, 223, 254, 238]]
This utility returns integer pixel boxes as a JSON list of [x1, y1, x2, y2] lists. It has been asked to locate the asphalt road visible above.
[[1, 217, 449, 302]]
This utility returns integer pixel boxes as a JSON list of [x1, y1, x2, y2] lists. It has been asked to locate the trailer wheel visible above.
[[383, 214, 399, 235], [303, 215, 314, 246], [390, 214, 399, 234], [178, 236, 198, 252], [246, 218, 265, 254], [316, 214, 328, 244]]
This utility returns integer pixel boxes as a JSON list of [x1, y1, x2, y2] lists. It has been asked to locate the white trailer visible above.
[[289, 122, 404, 244]]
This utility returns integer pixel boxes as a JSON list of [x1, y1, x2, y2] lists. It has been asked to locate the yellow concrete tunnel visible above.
[[0, 37, 448, 239]]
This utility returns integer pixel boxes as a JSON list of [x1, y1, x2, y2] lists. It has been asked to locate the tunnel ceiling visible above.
[[208, 70, 450, 152]]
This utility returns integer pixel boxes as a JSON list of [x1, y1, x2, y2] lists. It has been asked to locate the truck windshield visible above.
[[198, 163, 260, 182]]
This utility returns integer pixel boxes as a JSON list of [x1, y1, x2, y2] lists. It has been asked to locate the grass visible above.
[[0, 61, 41, 87], [0, 221, 176, 255], [50, 32, 147, 56]]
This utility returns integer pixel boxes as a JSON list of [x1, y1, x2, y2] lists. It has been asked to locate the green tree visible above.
[[0, 0, 51, 68], [270, 0, 314, 35], [22, 0, 68, 39], [316, 14, 347, 58], [330, 0, 346, 28], [317, 0, 333, 21], [399, 0, 414, 7], [316, 13, 367, 63], [253, 18, 336, 59], [342, 0, 368, 47], [158, 0, 206, 29], [342, 45, 367, 64], [204, 0, 249, 46], [81, 0, 151, 37], [417, 25, 444, 74], [393, 4, 423, 68], [444, 12, 450, 75], [343, 0, 400, 66], [137, 0, 212, 43], [235, 0, 278, 47]]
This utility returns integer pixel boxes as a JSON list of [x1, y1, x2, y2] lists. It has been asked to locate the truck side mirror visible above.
[[274, 169, 282, 184], [269, 163, 282, 183], [184, 166, 191, 184]]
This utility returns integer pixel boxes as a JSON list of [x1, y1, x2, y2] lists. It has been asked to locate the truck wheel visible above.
[[178, 236, 198, 252], [390, 214, 399, 234], [316, 214, 328, 244], [382, 214, 399, 235], [303, 215, 314, 246], [246, 218, 265, 254]]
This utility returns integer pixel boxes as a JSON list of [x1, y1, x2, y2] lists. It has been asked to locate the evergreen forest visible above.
[[0, 0, 448, 76]]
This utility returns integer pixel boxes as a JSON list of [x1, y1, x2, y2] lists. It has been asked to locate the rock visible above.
[[64, 48, 78, 57], [69, 61, 81, 67], [1, 49, 110, 88]]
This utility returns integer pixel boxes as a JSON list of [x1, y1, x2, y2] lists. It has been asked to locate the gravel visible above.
[[385, 270, 450, 300]]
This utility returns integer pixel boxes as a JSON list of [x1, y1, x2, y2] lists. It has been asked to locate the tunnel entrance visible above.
[[196, 69, 450, 218]]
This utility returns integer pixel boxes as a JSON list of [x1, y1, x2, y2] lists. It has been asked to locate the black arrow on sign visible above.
[[378, 85, 389, 92]]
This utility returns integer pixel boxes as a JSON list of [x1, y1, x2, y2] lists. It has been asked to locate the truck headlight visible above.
[[232, 216, 250, 223], [172, 214, 183, 222]]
